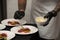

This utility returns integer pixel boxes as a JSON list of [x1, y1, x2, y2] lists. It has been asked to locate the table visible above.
[[2, 24, 40, 40]]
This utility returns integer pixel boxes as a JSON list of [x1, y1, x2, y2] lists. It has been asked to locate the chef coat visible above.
[[30, 0, 60, 39]]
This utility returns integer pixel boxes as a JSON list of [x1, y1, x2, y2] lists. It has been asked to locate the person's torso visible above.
[[30, 0, 58, 23], [31, 0, 58, 14], [30, 0, 59, 39]]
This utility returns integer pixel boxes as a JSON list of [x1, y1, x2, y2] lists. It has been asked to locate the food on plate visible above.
[[0, 33, 7, 40], [8, 21, 19, 25], [18, 28, 30, 33]]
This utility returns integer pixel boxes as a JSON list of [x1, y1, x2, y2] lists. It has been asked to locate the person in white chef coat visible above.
[[14, 0, 60, 40]]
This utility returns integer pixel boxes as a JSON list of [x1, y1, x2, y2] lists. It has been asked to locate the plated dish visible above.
[[0, 33, 7, 40], [1, 19, 27, 26], [11, 25, 38, 35], [0, 24, 6, 30], [0, 30, 15, 40], [8, 20, 20, 26], [18, 28, 30, 33]]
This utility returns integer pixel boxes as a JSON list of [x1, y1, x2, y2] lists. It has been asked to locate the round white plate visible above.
[[0, 24, 6, 29], [1, 19, 27, 26], [0, 30, 15, 40], [11, 25, 38, 35]]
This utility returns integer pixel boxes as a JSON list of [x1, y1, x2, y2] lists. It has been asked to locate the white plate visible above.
[[0, 24, 6, 29], [11, 25, 38, 35], [0, 30, 15, 40], [1, 19, 27, 26]]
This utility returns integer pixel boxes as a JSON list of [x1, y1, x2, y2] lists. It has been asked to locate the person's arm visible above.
[[50, 0, 60, 17], [54, 1, 60, 12], [14, 0, 27, 19], [44, 1, 60, 18], [43, 1, 60, 26], [18, 0, 27, 11]]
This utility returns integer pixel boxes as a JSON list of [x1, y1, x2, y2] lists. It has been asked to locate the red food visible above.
[[0, 33, 7, 38], [1, 33, 7, 37], [8, 21, 19, 25], [18, 28, 30, 33]]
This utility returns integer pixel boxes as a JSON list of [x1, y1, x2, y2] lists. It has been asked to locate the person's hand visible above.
[[44, 11, 57, 18], [14, 10, 25, 19], [43, 17, 52, 26], [43, 10, 57, 26]]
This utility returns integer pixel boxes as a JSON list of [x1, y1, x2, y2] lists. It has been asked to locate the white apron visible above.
[[30, 0, 60, 39]]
